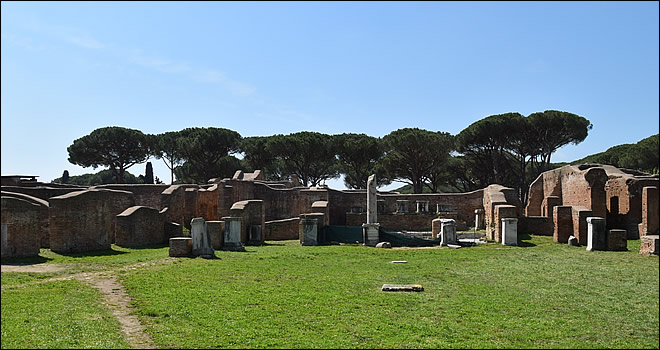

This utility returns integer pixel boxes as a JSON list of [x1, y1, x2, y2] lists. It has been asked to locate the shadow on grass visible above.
[[260, 242, 286, 246], [518, 233, 537, 247], [1, 255, 53, 265], [57, 247, 129, 258]]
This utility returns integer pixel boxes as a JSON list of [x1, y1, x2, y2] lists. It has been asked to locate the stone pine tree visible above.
[[332, 133, 389, 189], [381, 128, 454, 194], [144, 162, 154, 184], [67, 126, 151, 184]]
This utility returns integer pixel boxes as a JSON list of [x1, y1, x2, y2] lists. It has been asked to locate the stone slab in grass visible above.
[[391, 260, 408, 264], [381, 284, 424, 292]]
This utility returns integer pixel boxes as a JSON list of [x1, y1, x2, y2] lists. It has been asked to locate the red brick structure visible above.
[[229, 200, 266, 245], [526, 164, 658, 244], [264, 218, 300, 240], [49, 189, 135, 253], [1, 196, 42, 258], [483, 184, 521, 242], [2, 191, 50, 248], [639, 186, 659, 236], [115, 206, 166, 247]]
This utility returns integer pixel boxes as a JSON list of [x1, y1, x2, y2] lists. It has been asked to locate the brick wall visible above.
[[571, 206, 592, 245], [518, 216, 553, 236], [264, 218, 300, 240], [49, 189, 135, 253], [2, 191, 50, 248], [1, 185, 84, 201], [94, 184, 169, 209], [230, 200, 266, 245], [1, 197, 42, 258], [639, 186, 659, 236], [553, 206, 573, 243], [115, 206, 165, 247]]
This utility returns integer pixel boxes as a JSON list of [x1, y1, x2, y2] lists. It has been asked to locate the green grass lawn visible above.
[[1, 235, 658, 349]]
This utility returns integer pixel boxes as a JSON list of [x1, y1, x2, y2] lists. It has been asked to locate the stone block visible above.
[[586, 217, 607, 251], [553, 206, 573, 243], [381, 284, 424, 292], [191, 217, 214, 258], [222, 216, 245, 251], [439, 219, 457, 246], [606, 229, 627, 251], [207, 220, 224, 250], [501, 217, 518, 246], [375, 242, 391, 248], [640, 235, 659, 256], [568, 235, 579, 246], [301, 218, 319, 246], [169, 237, 192, 257], [362, 223, 380, 247]]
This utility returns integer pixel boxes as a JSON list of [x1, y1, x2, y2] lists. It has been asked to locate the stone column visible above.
[[416, 201, 429, 213], [439, 219, 457, 246], [222, 216, 245, 251], [474, 209, 485, 230], [501, 218, 518, 246], [586, 217, 606, 251], [366, 174, 377, 224], [191, 217, 214, 258], [300, 218, 319, 246], [396, 200, 409, 213]]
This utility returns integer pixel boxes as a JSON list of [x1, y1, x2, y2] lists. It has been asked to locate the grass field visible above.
[[1, 235, 658, 349]]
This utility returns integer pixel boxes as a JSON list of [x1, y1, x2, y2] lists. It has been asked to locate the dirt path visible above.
[[1, 261, 170, 349]]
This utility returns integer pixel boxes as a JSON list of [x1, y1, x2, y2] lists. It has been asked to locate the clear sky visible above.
[[2, 1, 658, 190]]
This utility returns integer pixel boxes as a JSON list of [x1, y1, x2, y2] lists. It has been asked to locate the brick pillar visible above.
[[553, 206, 573, 243], [639, 186, 659, 236]]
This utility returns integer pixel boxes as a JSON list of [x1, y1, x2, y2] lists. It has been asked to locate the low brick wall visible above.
[[2, 191, 50, 248], [49, 189, 135, 253], [346, 212, 459, 231], [640, 235, 659, 256], [518, 216, 553, 236], [115, 206, 165, 247], [230, 200, 265, 245], [264, 218, 299, 240], [1, 197, 42, 258]]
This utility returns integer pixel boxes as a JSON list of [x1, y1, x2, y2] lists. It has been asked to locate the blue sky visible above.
[[2, 1, 658, 190]]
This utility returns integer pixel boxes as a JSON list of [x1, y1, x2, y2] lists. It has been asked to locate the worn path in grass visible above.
[[0, 260, 173, 349]]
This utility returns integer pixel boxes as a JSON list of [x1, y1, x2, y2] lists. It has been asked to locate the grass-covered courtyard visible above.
[[1, 235, 658, 349]]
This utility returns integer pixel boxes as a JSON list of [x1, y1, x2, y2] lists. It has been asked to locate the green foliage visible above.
[[573, 134, 659, 174], [144, 162, 154, 184], [67, 126, 151, 183], [382, 128, 454, 193], [333, 133, 389, 189], [61, 170, 69, 184], [175, 127, 243, 184], [527, 110, 593, 170], [152, 131, 187, 184], [239, 136, 285, 181], [267, 131, 340, 186], [51, 169, 141, 185]]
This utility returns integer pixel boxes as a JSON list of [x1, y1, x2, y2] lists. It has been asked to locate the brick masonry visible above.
[[49, 189, 135, 253], [115, 206, 165, 247], [1, 197, 42, 258]]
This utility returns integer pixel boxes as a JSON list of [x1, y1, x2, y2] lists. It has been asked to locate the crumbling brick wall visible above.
[[197, 184, 219, 221], [1, 191, 50, 248], [115, 206, 165, 247], [483, 184, 521, 242], [1, 196, 42, 258], [639, 186, 659, 236], [160, 184, 199, 229], [229, 200, 265, 245], [0, 185, 84, 201], [49, 189, 135, 253], [94, 184, 169, 209], [265, 218, 300, 240]]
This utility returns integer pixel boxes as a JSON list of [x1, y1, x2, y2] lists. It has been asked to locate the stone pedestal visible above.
[[439, 219, 456, 246], [362, 223, 380, 247], [366, 174, 377, 224], [222, 216, 245, 251], [191, 217, 214, 258], [474, 209, 485, 230], [300, 218, 319, 246], [207, 220, 224, 250], [586, 217, 606, 251], [501, 218, 518, 246], [640, 235, 659, 256], [607, 229, 627, 251], [169, 237, 192, 257]]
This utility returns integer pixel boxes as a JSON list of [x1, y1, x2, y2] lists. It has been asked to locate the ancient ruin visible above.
[[1, 164, 658, 258]]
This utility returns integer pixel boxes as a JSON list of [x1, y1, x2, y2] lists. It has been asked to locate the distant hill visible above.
[[571, 134, 658, 174]]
